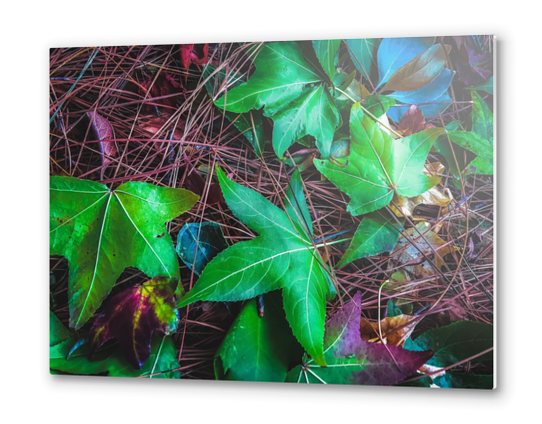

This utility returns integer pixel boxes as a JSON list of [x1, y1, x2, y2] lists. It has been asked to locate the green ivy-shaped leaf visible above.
[[50, 176, 199, 329], [314, 102, 444, 216], [179, 168, 334, 366], [215, 291, 303, 382], [214, 41, 340, 159]]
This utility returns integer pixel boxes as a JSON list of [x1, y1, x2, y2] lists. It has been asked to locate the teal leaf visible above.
[[312, 39, 341, 80], [176, 222, 229, 276], [345, 38, 378, 81], [377, 37, 453, 121], [336, 210, 403, 268], [404, 321, 493, 368]]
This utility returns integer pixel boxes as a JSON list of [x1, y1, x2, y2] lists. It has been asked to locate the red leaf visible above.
[[138, 72, 184, 111], [88, 277, 179, 369], [86, 111, 117, 179], [179, 44, 209, 68], [396, 105, 435, 136]]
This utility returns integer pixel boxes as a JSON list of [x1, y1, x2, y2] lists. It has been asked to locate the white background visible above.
[[1, 0, 539, 422]]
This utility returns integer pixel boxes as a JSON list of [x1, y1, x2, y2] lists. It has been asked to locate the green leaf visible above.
[[471, 91, 493, 144], [285, 292, 433, 385], [466, 76, 493, 96], [433, 372, 494, 389], [345, 38, 378, 81], [445, 92, 493, 176], [50, 311, 72, 347], [179, 168, 333, 366], [215, 42, 340, 158], [336, 210, 403, 268], [314, 102, 444, 216], [387, 301, 403, 318], [50, 311, 180, 378], [382, 44, 451, 92], [215, 291, 303, 382], [447, 131, 492, 160], [51, 333, 181, 378], [404, 321, 493, 367], [50, 176, 199, 329], [203, 63, 268, 155], [432, 121, 468, 178], [312, 39, 341, 80]]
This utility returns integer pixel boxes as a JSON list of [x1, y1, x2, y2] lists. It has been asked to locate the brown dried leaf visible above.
[[394, 222, 459, 279], [359, 314, 417, 347], [86, 111, 117, 180]]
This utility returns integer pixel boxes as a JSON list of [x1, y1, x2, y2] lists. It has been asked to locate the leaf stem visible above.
[[313, 237, 351, 249]]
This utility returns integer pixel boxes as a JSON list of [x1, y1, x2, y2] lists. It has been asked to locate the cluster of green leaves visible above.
[[50, 37, 494, 387], [50, 178, 199, 376]]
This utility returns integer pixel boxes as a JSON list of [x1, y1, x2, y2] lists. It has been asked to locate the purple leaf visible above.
[[286, 292, 433, 385], [86, 111, 117, 179], [88, 277, 179, 369]]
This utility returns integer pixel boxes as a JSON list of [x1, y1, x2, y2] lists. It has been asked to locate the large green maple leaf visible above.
[[179, 168, 334, 366], [214, 41, 340, 159], [314, 102, 444, 216], [50, 177, 199, 329]]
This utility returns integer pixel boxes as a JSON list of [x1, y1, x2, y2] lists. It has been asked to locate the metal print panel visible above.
[[50, 36, 495, 388]]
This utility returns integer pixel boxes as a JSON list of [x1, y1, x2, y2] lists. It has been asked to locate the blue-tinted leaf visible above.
[[377, 37, 434, 87], [388, 69, 454, 105], [176, 222, 229, 276], [388, 92, 452, 123], [346, 38, 378, 81]]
